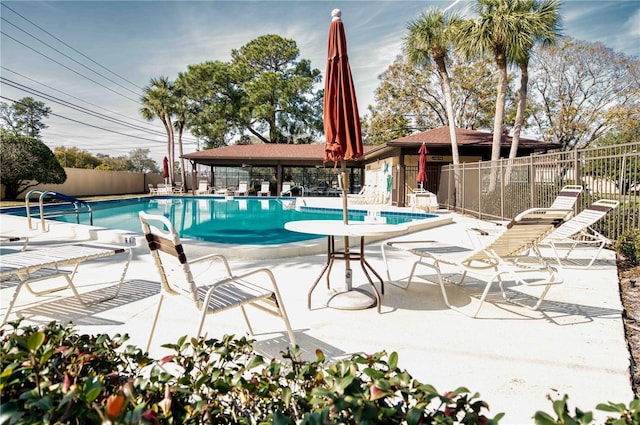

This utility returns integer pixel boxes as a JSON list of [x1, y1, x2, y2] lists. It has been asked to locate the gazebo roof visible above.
[[182, 143, 373, 167], [365, 126, 556, 159], [181, 127, 556, 167]]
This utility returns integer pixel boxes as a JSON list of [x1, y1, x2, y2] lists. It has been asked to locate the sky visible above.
[[1, 0, 639, 167]]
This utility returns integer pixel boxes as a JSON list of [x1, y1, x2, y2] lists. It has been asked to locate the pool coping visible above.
[[1, 197, 453, 259]]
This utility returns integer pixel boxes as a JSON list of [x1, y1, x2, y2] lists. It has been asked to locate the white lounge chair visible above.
[[156, 184, 172, 195], [1, 243, 132, 325], [234, 181, 249, 196], [139, 212, 297, 351], [0, 235, 29, 251], [549, 185, 583, 210], [148, 184, 158, 195], [281, 182, 294, 196], [195, 180, 211, 195], [257, 181, 271, 196], [381, 207, 572, 317], [172, 182, 184, 194], [409, 188, 438, 213], [348, 185, 380, 204], [537, 199, 619, 268]]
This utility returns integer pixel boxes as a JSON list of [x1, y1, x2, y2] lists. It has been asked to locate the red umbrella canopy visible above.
[[162, 156, 169, 179], [323, 9, 363, 164], [417, 143, 428, 186]]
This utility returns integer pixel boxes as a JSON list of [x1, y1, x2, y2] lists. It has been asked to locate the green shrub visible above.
[[616, 228, 640, 266], [1, 320, 638, 424]]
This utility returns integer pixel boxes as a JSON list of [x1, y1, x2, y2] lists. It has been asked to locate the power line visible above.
[[1, 16, 141, 98], [1, 31, 141, 104], [2, 77, 178, 138], [0, 66, 172, 134], [0, 5, 201, 152], [1, 2, 143, 92], [1, 95, 165, 144]]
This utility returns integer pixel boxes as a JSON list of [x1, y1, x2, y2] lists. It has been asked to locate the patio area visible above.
[[0, 211, 633, 423]]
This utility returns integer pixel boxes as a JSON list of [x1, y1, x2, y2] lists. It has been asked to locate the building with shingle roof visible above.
[[182, 126, 556, 204]]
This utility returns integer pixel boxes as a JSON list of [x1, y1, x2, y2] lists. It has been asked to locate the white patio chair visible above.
[[234, 181, 249, 196], [195, 180, 211, 195], [139, 212, 297, 351], [281, 182, 294, 196], [257, 181, 271, 196]]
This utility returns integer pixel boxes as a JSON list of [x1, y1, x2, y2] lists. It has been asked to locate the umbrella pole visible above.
[[340, 161, 352, 290], [325, 160, 374, 311]]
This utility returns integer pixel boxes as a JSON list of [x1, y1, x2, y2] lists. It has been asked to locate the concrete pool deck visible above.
[[0, 209, 633, 423]]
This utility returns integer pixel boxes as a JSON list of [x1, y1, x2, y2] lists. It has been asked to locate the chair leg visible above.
[[272, 292, 297, 348], [146, 294, 165, 352], [2, 281, 27, 326], [240, 305, 255, 335], [381, 242, 410, 289], [432, 261, 454, 310]]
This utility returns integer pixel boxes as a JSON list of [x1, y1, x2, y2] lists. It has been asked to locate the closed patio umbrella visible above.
[[418, 143, 428, 190], [162, 156, 169, 184], [323, 9, 372, 309]]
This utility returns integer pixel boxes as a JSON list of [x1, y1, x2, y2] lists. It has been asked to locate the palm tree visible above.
[[140, 76, 175, 184], [173, 75, 190, 188], [457, 0, 537, 191], [404, 8, 462, 205], [508, 0, 561, 162]]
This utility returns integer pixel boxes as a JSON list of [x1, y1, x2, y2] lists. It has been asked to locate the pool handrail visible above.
[[25, 190, 93, 232]]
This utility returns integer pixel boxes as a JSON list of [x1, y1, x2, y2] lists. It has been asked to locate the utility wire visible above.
[[1, 31, 141, 104], [1, 2, 143, 92], [0, 66, 183, 137], [1, 16, 141, 98], [1, 95, 165, 144], [1, 77, 169, 137], [1, 68, 199, 143], [1, 66, 157, 130]]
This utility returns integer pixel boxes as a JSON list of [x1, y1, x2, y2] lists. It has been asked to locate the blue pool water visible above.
[[5, 197, 434, 245]]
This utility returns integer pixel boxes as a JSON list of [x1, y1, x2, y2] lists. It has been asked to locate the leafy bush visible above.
[[534, 394, 640, 425], [616, 228, 640, 266], [1, 320, 638, 424]]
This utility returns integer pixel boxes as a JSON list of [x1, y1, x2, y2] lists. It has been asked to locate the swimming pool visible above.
[[6, 197, 435, 245]]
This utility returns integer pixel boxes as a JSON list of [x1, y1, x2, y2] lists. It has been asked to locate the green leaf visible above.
[[405, 407, 424, 425], [388, 351, 398, 370], [246, 354, 265, 369], [553, 396, 568, 417], [533, 411, 558, 425], [362, 367, 385, 379], [26, 332, 45, 352], [595, 402, 625, 412], [83, 376, 102, 403]]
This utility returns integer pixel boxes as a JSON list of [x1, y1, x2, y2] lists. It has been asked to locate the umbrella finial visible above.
[[331, 8, 341, 21]]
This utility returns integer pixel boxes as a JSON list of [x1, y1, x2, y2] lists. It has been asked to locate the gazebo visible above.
[[182, 144, 373, 195]]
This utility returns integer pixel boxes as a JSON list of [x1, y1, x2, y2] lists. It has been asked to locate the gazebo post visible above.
[[276, 164, 283, 195]]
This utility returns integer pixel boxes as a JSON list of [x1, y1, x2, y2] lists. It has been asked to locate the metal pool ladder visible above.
[[25, 190, 93, 232]]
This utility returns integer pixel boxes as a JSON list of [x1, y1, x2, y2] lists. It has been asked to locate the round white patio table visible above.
[[284, 220, 407, 313]]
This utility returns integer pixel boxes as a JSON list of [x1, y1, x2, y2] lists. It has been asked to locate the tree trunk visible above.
[[177, 117, 187, 188], [162, 113, 175, 185], [436, 57, 461, 207], [489, 52, 508, 193], [505, 62, 529, 186]]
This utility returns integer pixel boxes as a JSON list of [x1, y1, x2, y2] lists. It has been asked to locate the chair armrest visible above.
[[203, 268, 281, 299], [190, 253, 233, 276]]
